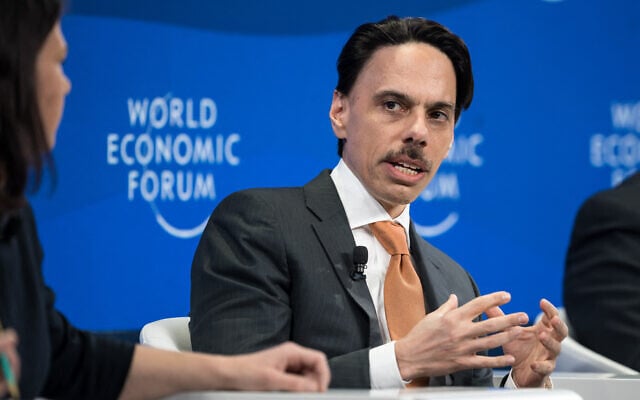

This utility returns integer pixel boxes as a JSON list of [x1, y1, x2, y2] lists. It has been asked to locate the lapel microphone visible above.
[[350, 246, 368, 281]]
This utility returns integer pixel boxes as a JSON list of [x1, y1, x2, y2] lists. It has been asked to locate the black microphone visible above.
[[350, 246, 368, 281]]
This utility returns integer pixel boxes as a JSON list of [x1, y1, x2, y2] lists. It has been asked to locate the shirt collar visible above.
[[330, 159, 411, 238]]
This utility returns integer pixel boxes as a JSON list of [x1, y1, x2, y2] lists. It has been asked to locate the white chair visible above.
[[536, 308, 638, 374], [139, 317, 192, 352]]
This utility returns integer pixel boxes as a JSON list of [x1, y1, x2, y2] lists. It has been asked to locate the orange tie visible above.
[[371, 221, 429, 387], [370, 221, 426, 340]]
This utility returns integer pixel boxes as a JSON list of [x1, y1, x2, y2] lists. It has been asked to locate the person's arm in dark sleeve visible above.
[[190, 190, 371, 388], [41, 285, 134, 400], [564, 193, 640, 371]]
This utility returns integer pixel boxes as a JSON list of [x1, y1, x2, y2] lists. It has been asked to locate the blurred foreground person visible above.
[[564, 172, 640, 372], [0, 1, 330, 398]]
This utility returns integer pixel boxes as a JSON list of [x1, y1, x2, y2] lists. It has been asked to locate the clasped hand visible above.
[[395, 291, 567, 387]]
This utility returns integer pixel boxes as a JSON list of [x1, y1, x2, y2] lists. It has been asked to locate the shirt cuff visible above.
[[501, 370, 553, 389], [369, 341, 406, 389], [502, 370, 518, 389]]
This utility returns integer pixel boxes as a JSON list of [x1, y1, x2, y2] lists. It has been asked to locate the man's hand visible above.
[[395, 291, 527, 381], [491, 299, 568, 388]]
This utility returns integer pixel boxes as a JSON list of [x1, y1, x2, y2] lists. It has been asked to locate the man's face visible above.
[[330, 42, 457, 218]]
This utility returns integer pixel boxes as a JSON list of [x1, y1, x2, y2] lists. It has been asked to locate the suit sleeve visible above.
[[190, 190, 293, 354], [563, 192, 640, 371], [190, 190, 374, 387], [466, 271, 494, 387]]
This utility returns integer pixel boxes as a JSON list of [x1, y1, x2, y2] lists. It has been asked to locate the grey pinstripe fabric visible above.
[[190, 170, 493, 388]]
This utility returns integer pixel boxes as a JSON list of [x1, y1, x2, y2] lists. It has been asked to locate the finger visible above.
[[464, 354, 516, 370], [284, 343, 328, 371], [538, 330, 562, 357], [537, 314, 568, 344], [539, 299, 560, 322], [436, 293, 458, 313], [279, 343, 330, 390], [464, 327, 525, 354], [265, 370, 325, 392], [471, 311, 528, 338], [298, 354, 331, 391], [457, 292, 512, 320], [484, 305, 505, 319], [301, 364, 330, 392], [432, 294, 459, 316], [550, 315, 569, 341], [534, 303, 568, 342], [531, 360, 556, 377]]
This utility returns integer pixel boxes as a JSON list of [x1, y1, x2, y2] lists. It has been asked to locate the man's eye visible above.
[[430, 110, 450, 121], [383, 101, 401, 111]]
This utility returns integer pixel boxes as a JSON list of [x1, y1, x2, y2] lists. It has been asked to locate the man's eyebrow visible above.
[[430, 101, 456, 112], [373, 90, 416, 107], [373, 91, 455, 112]]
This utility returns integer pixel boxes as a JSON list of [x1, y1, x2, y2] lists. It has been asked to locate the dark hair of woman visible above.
[[0, 0, 61, 213]]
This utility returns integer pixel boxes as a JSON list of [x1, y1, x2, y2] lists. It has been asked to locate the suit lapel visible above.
[[409, 223, 452, 312], [304, 171, 383, 346]]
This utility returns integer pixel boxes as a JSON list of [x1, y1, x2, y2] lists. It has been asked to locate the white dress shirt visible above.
[[330, 159, 411, 388], [330, 159, 521, 389]]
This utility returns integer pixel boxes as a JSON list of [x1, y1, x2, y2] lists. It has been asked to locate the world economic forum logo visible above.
[[589, 100, 640, 186], [106, 93, 240, 238], [413, 133, 484, 238]]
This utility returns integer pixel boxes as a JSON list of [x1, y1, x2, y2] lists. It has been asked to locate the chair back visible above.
[[139, 316, 192, 352]]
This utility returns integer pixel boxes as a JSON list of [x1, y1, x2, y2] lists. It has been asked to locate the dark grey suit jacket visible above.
[[564, 172, 640, 371], [190, 170, 493, 388]]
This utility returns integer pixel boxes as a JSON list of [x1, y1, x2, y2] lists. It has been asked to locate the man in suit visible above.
[[564, 171, 640, 371], [190, 16, 567, 389]]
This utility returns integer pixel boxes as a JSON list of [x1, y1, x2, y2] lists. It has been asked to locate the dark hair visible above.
[[0, 0, 61, 212], [335, 16, 474, 156]]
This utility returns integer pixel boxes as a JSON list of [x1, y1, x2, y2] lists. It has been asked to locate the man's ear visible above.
[[329, 90, 347, 139]]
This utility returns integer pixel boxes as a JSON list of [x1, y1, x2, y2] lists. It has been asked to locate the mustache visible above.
[[383, 144, 433, 173]]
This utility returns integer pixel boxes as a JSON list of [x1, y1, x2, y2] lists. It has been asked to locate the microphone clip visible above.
[[350, 265, 367, 281], [350, 246, 368, 281]]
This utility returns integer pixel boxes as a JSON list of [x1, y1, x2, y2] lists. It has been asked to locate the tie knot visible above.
[[370, 221, 409, 256]]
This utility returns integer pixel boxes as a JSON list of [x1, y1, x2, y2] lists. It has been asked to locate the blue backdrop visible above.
[[30, 0, 640, 331]]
